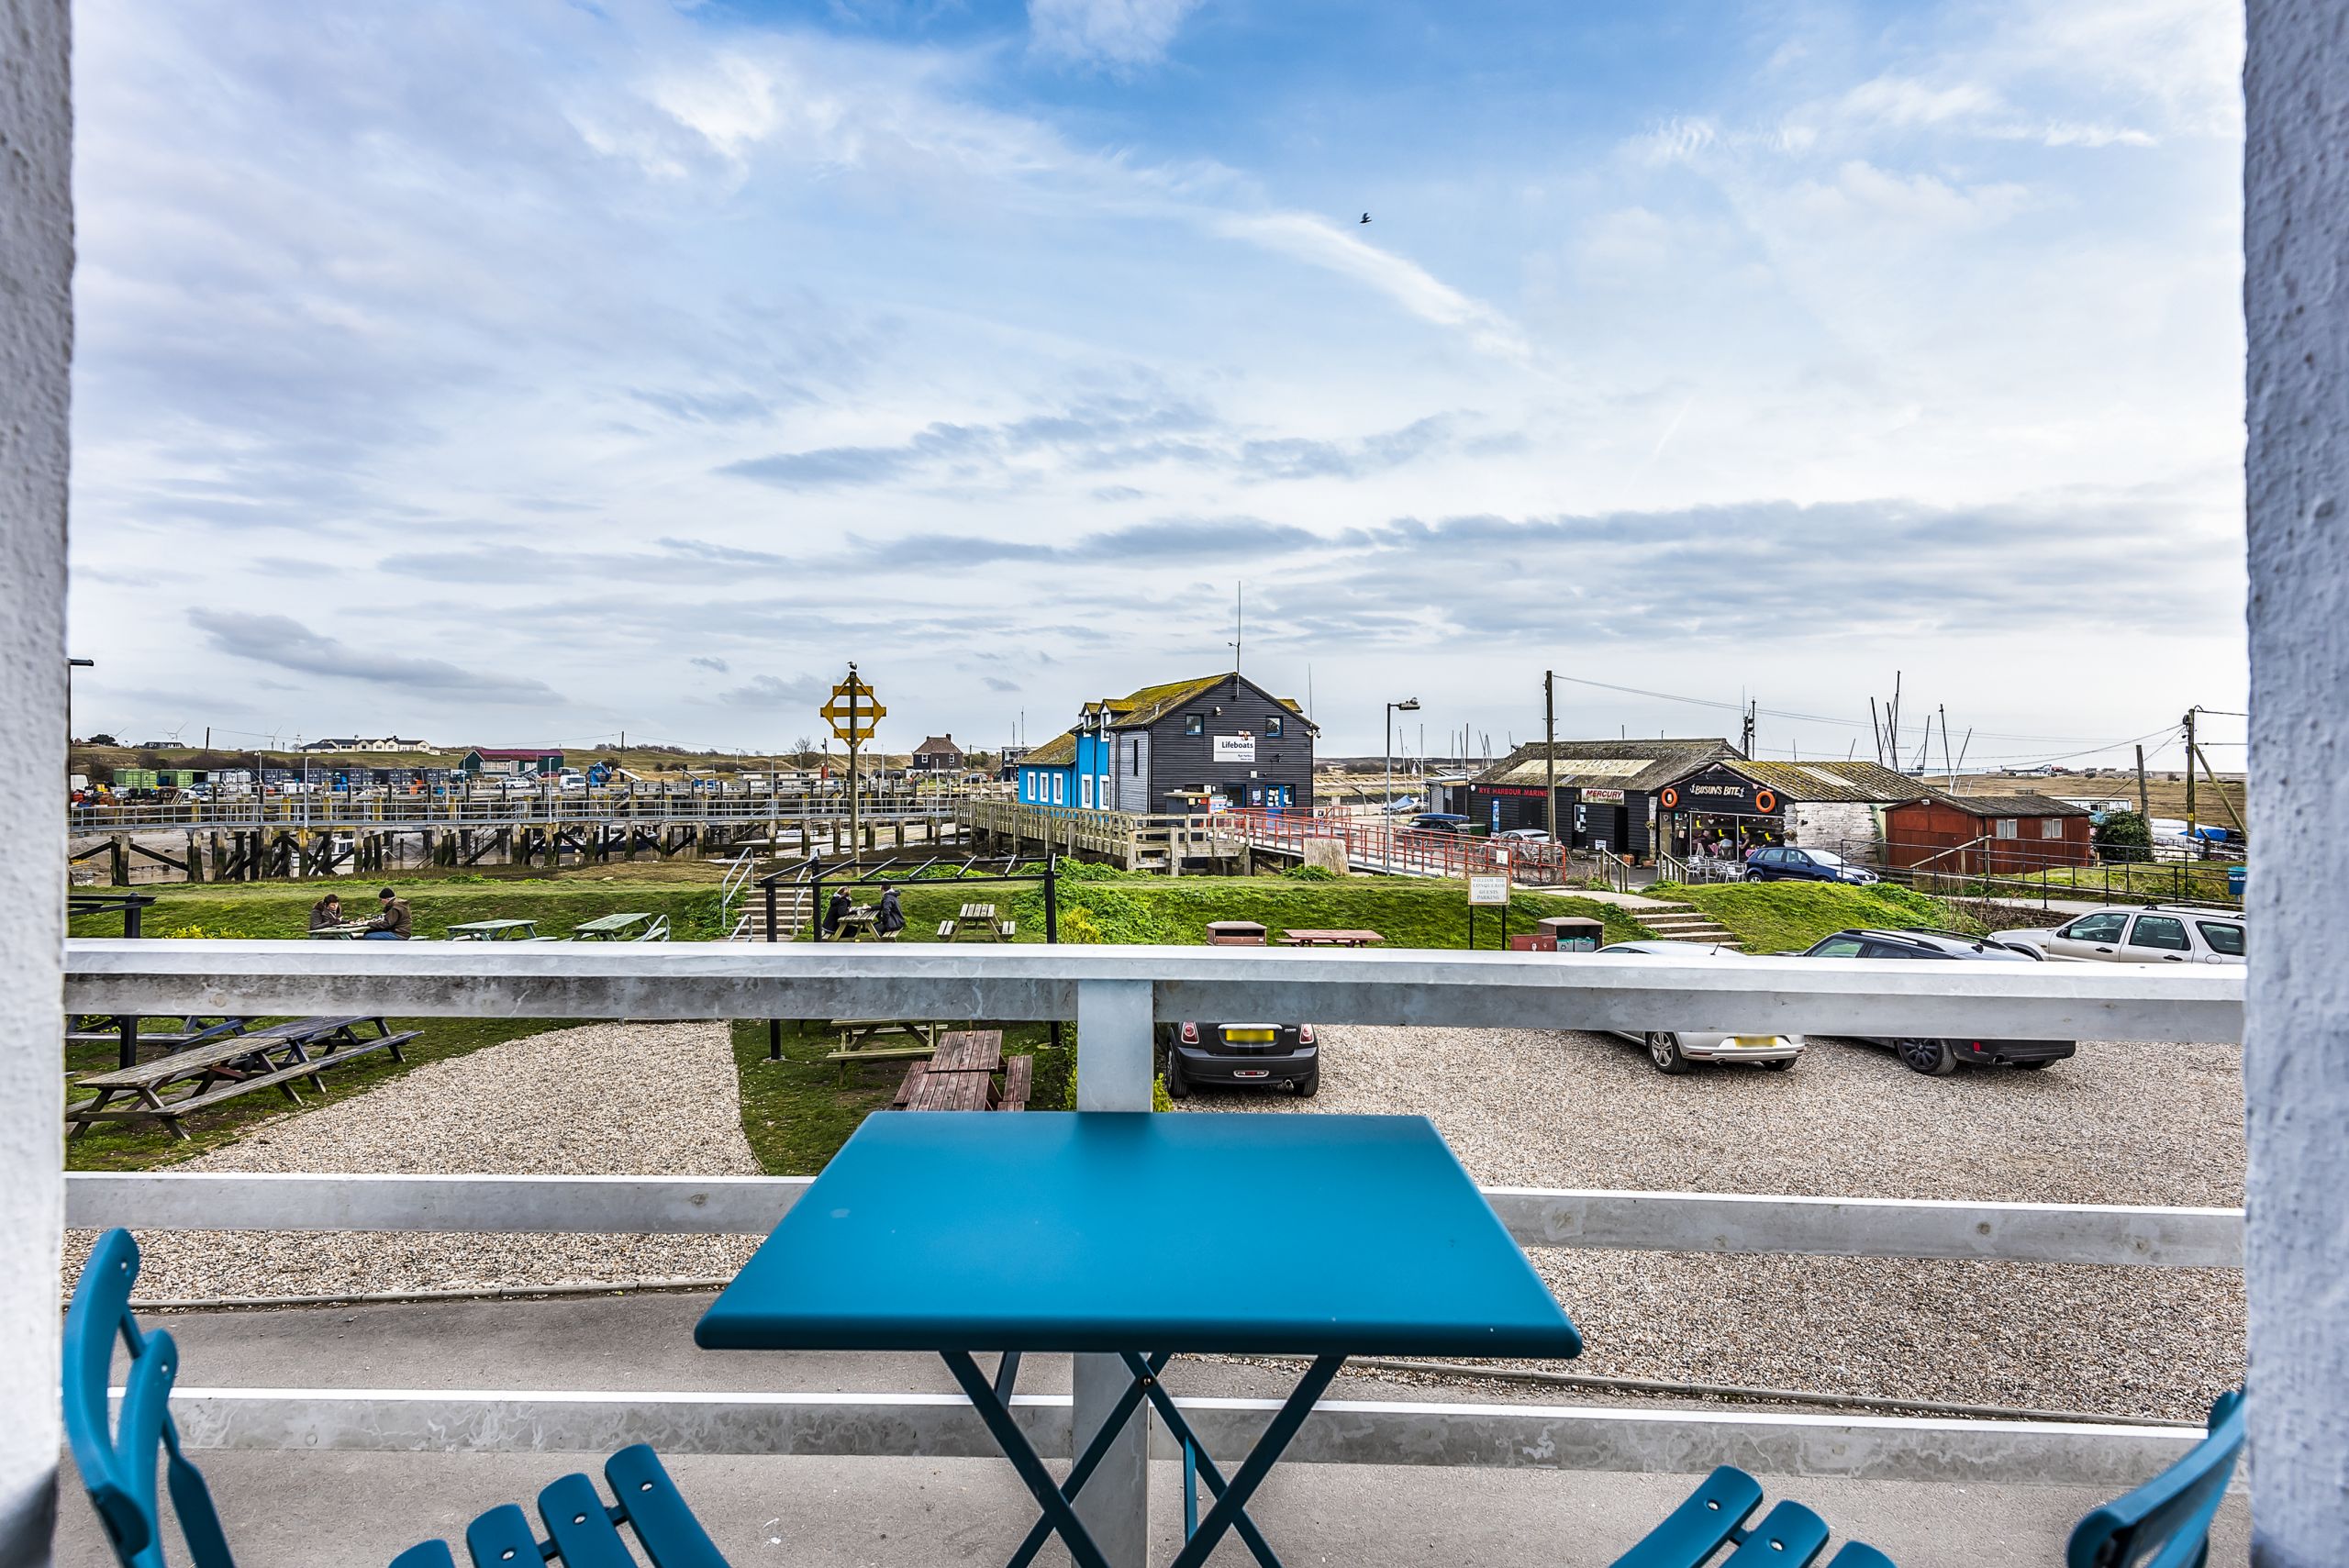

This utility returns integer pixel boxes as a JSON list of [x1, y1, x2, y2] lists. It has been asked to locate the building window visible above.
[[1184, 713, 1204, 736], [1053, 774, 1064, 806], [1130, 740, 1141, 775], [2040, 817, 2065, 840], [1994, 818, 2020, 839], [1082, 774, 1094, 808], [1265, 715, 1284, 738]]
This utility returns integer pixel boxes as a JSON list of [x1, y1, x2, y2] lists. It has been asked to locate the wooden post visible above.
[[184, 831, 203, 884], [109, 833, 128, 885]]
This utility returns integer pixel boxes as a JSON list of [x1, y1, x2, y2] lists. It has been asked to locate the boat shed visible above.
[[1882, 792, 2096, 873]]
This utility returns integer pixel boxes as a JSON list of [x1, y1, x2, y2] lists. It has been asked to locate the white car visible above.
[[1595, 941, 1806, 1073], [1995, 906, 2244, 966]]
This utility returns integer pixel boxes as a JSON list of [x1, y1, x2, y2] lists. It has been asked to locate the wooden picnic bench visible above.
[[65, 1015, 250, 1062], [890, 1029, 1033, 1112], [1275, 928, 1386, 948], [66, 1016, 418, 1140], [937, 902, 1017, 942], [824, 1018, 946, 1081], [447, 918, 539, 941]]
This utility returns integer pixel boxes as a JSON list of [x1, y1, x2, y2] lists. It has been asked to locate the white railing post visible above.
[[1, 1, 71, 1557], [2246, 5, 2349, 1559], [1073, 976, 1153, 1566]]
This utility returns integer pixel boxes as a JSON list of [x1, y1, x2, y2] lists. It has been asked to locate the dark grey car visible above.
[[1794, 928, 2076, 1074], [1157, 1021, 1319, 1097]]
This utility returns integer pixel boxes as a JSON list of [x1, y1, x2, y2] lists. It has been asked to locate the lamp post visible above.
[[1385, 697, 1419, 868]]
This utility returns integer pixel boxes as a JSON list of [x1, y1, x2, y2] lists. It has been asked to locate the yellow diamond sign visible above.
[[820, 675, 884, 743]]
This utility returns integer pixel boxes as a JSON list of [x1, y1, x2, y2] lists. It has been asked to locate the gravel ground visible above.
[[1182, 1026, 2245, 1420], [65, 1023, 761, 1302]]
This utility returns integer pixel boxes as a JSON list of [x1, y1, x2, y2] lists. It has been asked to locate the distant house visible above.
[[1017, 673, 1317, 815], [300, 737, 425, 753], [459, 747, 564, 777], [910, 734, 965, 774], [1883, 793, 2094, 873]]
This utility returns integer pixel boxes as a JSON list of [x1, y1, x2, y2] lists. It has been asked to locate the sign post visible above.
[[1467, 870, 1511, 949], [819, 665, 885, 866]]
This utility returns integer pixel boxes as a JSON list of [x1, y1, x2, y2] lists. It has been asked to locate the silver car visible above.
[[1995, 906, 2244, 966], [1596, 940, 1806, 1073]]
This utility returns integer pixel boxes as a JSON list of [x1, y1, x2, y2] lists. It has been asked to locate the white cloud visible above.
[[1029, 0, 1202, 68], [1210, 212, 1531, 362]]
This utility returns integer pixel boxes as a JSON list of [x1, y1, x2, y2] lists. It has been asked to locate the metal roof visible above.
[[1729, 761, 1932, 804], [1900, 791, 2093, 817]]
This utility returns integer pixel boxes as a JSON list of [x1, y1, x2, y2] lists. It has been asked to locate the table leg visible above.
[[1118, 1351, 1291, 1568], [1163, 1353, 1346, 1568], [940, 1351, 1114, 1568]]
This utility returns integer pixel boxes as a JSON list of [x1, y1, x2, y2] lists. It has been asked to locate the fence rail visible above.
[[70, 791, 979, 833]]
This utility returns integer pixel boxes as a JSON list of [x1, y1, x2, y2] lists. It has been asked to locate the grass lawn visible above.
[[730, 1019, 1072, 1174], [2026, 860, 2242, 906], [1652, 881, 1981, 954], [71, 871, 728, 941]]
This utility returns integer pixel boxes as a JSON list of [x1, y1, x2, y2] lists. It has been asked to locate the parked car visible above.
[[1496, 828, 1553, 844], [1744, 845, 1878, 885], [1995, 906, 2244, 965], [1157, 1020, 1319, 1097], [1790, 928, 2074, 1074], [1410, 813, 1473, 834], [1595, 941, 1804, 1073]]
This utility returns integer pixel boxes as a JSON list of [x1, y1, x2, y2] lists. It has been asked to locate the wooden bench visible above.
[[930, 1029, 1004, 1076], [825, 1018, 946, 1082], [65, 1016, 251, 1070], [903, 1063, 990, 1111], [997, 1053, 1035, 1112], [66, 1016, 418, 1140]]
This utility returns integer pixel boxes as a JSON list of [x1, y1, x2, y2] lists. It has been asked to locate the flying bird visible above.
[[1360, 212, 1372, 224]]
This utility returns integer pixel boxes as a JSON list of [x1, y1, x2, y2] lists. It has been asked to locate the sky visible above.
[[67, 0, 2248, 769]]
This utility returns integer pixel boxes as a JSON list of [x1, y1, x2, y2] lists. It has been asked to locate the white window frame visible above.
[[2041, 817, 2065, 840], [1082, 773, 1094, 809], [1052, 773, 1064, 806], [1994, 818, 2020, 839]]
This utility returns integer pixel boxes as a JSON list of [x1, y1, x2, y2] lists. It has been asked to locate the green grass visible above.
[[72, 874, 727, 942], [729, 1019, 1071, 1174], [63, 1015, 573, 1170], [2024, 861, 2241, 906], [1652, 881, 1982, 954]]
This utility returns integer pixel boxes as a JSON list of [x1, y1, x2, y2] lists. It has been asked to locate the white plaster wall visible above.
[[0, 0, 71, 1558], [1787, 800, 1876, 855], [2245, 3, 2349, 1560]]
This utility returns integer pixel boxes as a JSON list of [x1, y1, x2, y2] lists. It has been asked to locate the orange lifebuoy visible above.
[[1753, 788, 1778, 814], [1659, 786, 1680, 809]]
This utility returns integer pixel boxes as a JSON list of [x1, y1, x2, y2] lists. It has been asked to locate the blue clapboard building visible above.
[[1015, 673, 1316, 817]]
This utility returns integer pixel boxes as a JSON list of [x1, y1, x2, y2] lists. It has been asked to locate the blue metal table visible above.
[[696, 1111, 1581, 1568]]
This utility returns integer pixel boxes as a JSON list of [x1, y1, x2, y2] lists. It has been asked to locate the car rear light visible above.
[[1297, 1025, 1316, 1045], [1179, 1022, 1198, 1043]]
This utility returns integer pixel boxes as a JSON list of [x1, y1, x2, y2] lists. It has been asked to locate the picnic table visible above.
[[889, 1029, 1034, 1112], [696, 1112, 1575, 1568], [937, 901, 1018, 942], [66, 1016, 418, 1140], [447, 918, 539, 941], [308, 921, 376, 940], [824, 1018, 946, 1080], [65, 1015, 250, 1073], [829, 906, 882, 940], [1275, 928, 1386, 948], [572, 911, 669, 941]]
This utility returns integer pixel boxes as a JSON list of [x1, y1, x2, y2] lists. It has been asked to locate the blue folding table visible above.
[[696, 1111, 1581, 1568]]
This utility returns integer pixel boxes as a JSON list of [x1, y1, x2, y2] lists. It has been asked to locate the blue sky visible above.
[[68, 0, 2246, 766]]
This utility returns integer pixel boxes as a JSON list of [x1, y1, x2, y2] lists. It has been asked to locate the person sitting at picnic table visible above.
[[874, 884, 905, 940], [822, 887, 852, 939], [362, 886, 411, 940], [307, 892, 345, 932]]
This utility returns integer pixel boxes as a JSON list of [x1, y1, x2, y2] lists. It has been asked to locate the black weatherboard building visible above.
[[1031, 673, 1317, 816], [1469, 740, 1742, 860]]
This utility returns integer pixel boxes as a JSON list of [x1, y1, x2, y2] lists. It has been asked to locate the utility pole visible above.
[[2183, 708, 2198, 840], [1543, 671, 1557, 847], [2135, 744, 2151, 820]]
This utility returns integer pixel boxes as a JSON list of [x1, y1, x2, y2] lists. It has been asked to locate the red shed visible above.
[[1882, 792, 2094, 874]]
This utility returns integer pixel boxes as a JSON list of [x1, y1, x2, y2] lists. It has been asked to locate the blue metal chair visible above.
[[2065, 1391, 2246, 1568], [1607, 1467, 1892, 1567], [64, 1229, 733, 1568]]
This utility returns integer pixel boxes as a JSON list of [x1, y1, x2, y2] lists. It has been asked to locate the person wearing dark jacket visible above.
[[308, 893, 345, 933], [822, 888, 852, 939], [362, 887, 412, 940], [874, 884, 905, 940]]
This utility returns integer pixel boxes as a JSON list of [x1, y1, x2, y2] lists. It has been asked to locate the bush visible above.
[[2095, 810, 2154, 863], [1279, 864, 1337, 881]]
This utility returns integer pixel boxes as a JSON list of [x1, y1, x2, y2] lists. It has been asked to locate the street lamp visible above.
[[1386, 698, 1419, 865]]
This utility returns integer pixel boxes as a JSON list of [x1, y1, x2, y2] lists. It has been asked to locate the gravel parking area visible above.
[[1184, 1026, 2245, 1420], [64, 1023, 761, 1303]]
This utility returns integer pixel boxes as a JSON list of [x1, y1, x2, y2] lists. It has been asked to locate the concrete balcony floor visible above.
[[54, 1293, 2250, 1566]]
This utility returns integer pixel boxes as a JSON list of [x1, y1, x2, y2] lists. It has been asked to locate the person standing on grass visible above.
[[308, 892, 345, 933], [875, 884, 905, 940], [362, 886, 412, 940]]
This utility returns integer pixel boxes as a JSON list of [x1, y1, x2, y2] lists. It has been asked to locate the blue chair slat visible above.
[[537, 1473, 638, 1568], [1609, 1466, 1765, 1567], [462, 1503, 544, 1566], [388, 1544, 459, 1568], [62, 1229, 236, 1568], [604, 1445, 732, 1568], [1824, 1543, 1899, 1568], [2065, 1391, 2245, 1568], [1718, 1500, 1833, 1567]]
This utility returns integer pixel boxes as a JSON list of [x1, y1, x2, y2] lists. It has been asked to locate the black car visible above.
[[1158, 1021, 1319, 1097], [1745, 844, 1879, 884], [1794, 928, 2076, 1074]]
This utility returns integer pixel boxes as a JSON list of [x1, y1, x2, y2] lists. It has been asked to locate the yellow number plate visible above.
[[1226, 1029, 1277, 1043]]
